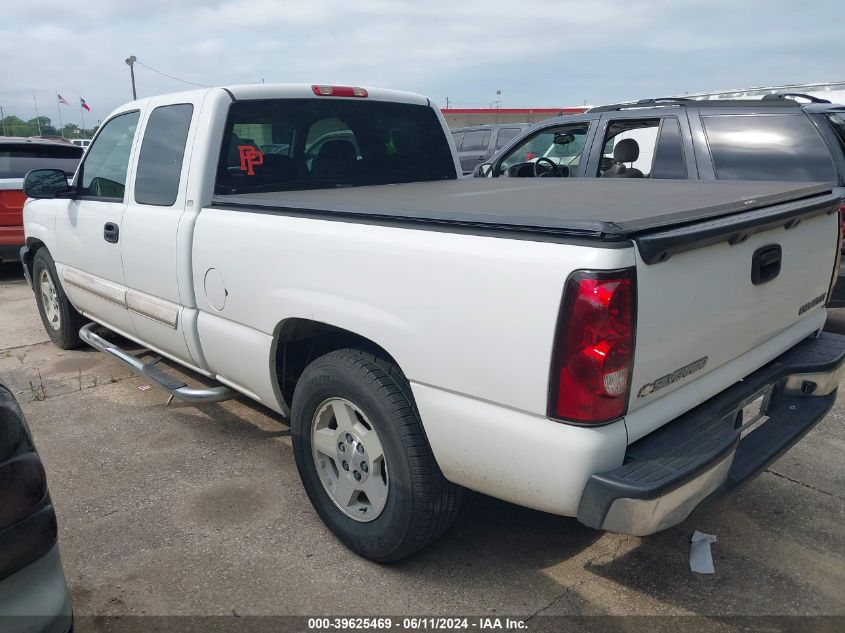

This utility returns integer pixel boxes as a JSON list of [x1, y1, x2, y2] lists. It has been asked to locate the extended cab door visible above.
[[53, 110, 141, 335], [119, 97, 203, 368]]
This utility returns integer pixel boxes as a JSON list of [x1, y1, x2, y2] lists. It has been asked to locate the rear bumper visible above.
[[577, 331, 845, 536]]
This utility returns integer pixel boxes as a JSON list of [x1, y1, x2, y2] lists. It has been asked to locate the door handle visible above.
[[751, 244, 781, 285], [103, 222, 119, 244]]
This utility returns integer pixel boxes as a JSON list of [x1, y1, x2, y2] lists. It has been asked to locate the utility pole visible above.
[[0, 105, 6, 136], [445, 96, 450, 108], [56, 93, 64, 137], [32, 91, 43, 135], [125, 55, 138, 100]]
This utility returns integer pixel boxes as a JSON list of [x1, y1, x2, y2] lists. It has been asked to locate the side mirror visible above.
[[473, 163, 493, 178], [23, 169, 73, 199]]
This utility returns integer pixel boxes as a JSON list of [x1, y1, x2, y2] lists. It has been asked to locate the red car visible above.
[[0, 138, 82, 263]]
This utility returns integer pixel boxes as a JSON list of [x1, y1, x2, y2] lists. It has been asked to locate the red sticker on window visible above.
[[238, 145, 264, 175]]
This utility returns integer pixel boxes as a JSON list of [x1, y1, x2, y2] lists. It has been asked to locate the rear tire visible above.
[[291, 348, 462, 562], [32, 248, 85, 350]]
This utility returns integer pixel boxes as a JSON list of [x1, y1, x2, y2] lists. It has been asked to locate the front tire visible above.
[[32, 248, 85, 349], [291, 348, 462, 562]]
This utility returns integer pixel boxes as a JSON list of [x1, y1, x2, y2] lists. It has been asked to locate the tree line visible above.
[[0, 115, 97, 139]]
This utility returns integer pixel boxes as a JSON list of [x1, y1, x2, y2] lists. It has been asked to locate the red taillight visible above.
[[311, 85, 368, 98], [548, 269, 636, 424]]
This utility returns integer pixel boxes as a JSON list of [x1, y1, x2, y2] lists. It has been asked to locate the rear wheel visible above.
[[32, 249, 85, 349], [291, 348, 462, 562]]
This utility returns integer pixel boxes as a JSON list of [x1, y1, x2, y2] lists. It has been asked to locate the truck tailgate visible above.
[[627, 196, 840, 438]]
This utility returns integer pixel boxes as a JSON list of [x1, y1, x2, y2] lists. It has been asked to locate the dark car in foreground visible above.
[[0, 138, 82, 263], [0, 378, 72, 633], [474, 93, 845, 304]]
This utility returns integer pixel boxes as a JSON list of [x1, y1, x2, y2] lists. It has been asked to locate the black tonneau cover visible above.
[[212, 179, 838, 262]]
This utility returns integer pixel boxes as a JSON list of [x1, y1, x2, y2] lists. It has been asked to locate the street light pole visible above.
[[125, 55, 137, 100]]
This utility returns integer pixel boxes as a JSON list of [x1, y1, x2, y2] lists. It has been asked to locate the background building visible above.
[[441, 107, 587, 128]]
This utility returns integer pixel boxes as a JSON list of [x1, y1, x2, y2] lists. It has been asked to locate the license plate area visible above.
[[736, 387, 773, 438]]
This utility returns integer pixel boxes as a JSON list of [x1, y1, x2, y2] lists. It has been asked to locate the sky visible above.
[[1, 0, 843, 127]]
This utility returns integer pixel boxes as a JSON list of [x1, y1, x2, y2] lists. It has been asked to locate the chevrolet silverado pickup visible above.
[[19, 84, 845, 562]]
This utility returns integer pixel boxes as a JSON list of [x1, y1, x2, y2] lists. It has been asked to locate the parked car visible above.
[[474, 95, 845, 305], [0, 378, 72, 632], [0, 138, 82, 263], [451, 123, 531, 174], [20, 83, 845, 562]]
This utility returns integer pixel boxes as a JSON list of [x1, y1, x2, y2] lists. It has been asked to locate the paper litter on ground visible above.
[[690, 530, 717, 574]]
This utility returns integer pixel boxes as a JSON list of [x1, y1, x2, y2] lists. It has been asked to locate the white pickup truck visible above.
[[20, 84, 845, 562]]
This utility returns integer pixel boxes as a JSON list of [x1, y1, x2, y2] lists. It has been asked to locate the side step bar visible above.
[[79, 323, 233, 404]]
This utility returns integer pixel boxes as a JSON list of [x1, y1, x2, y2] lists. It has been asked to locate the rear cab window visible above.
[[0, 143, 82, 179], [702, 113, 837, 182], [215, 99, 456, 194], [135, 104, 194, 206]]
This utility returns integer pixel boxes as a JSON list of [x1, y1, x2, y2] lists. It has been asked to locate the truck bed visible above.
[[212, 178, 835, 241]]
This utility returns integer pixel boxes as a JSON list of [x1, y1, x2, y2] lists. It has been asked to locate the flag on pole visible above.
[[57, 94, 68, 105], [80, 97, 91, 111]]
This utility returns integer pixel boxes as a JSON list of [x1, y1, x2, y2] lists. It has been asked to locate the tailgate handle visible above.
[[751, 244, 782, 285]]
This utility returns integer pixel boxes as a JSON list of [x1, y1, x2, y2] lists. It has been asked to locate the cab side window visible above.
[[135, 104, 194, 206], [461, 129, 491, 152], [495, 127, 522, 150], [597, 117, 688, 179], [78, 111, 140, 200], [597, 119, 659, 177], [497, 123, 590, 176]]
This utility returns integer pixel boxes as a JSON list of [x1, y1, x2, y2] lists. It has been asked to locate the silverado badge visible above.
[[637, 357, 709, 398]]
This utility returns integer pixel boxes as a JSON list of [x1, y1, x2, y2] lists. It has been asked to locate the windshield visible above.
[[0, 143, 82, 179], [215, 98, 456, 194]]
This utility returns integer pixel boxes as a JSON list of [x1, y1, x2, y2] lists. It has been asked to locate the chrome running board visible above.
[[79, 323, 232, 404]]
